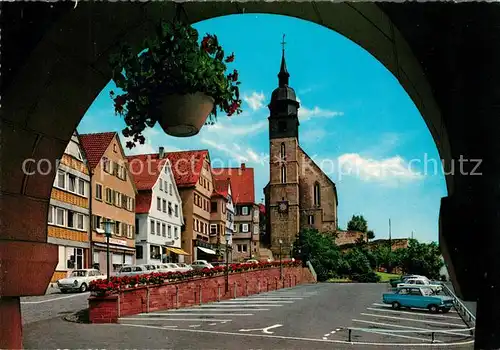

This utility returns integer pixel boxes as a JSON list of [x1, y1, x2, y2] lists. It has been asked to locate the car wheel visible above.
[[392, 301, 401, 310], [428, 304, 439, 313], [80, 283, 88, 293]]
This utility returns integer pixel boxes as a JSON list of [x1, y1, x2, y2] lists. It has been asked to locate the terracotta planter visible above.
[[158, 92, 215, 137]]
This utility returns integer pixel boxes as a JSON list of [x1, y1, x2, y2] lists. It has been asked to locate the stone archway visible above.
[[1, 2, 456, 348]]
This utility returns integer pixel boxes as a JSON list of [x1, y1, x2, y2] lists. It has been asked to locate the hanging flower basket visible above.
[[109, 20, 243, 148]]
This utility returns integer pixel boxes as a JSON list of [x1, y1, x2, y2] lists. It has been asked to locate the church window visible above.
[[308, 215, 315, 225], [314, 182, 321, 206], [281, 165, 286, 183], [280, 143, 286, 160]]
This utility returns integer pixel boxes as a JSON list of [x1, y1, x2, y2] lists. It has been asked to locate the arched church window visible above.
[[280, 143, 286, 160], [314, 182, 321, 206], [281, 165, 286, 183]]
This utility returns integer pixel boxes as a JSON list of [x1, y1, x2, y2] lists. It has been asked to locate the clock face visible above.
[[278, 201, 288, 213]]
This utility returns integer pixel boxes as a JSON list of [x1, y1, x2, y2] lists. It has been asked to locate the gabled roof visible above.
[[126, 154, 167, 191], [166, 150, 209, 188], [213, 178, 230, 198], [213, 164, 255, 204], [135, 191, 152, 214], [79, 132, 116, 171]]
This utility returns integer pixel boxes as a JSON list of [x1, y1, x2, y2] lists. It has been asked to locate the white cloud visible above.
[[301, 129, 327, 142], [337, 153, 423, 183], [243, 91, 266, 111], [299, 106, 344, 121], [201, 138, 248, 164]]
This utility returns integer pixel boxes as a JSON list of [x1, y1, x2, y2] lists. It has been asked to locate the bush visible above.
[[351, 271, 381, 283]]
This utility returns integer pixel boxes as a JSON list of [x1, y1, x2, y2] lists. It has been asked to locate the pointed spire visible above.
[[278, 34, 290, 87]]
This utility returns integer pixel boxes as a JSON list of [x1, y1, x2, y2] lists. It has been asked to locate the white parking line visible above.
[[366, 307, 463, 320], [20, 293, 89, 304], [137, 313, 253, 317], [121, 318, 232, 322], [372, 303, 458, 313], [170, 308, 270, 312], [360, 313, 467, 327], [353, 319, 471, 337], [217, 300, 294, 304], [200, 304, 283, 308], [363, 329, 442, 343]]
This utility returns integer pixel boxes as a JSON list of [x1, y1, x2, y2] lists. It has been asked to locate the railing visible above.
[[441, 282, 476, 328], [346, 326, 475, 344], [306, 261, 317, 282]]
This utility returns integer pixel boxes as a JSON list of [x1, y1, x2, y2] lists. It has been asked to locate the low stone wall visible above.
[[89, 266, 315, 323]]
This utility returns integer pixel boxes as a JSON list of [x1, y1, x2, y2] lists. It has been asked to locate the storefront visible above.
[[92, 240, 135, 273], [195, 239, 218, 262], [163, 246, 190, 263]]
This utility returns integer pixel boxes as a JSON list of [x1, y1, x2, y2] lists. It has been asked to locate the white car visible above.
[[191, 260, 214, 270], [57, 269, 107, 293], [176, 263, 193, 272], [158, 263, 183, 272], [397, 277, 443, 292]]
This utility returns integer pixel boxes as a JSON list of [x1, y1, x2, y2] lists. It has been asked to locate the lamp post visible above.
[[279, 239, 283, 280], [225, 231, 231, 293], [290, 243, 294, 260], [102, 219, 114, 282]]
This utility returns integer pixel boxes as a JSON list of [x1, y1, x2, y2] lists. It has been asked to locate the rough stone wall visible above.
[[335, 230, 367, 246], [88, 266, 316, 323]]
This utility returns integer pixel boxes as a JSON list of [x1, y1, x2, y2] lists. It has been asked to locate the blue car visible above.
[[383, 286, 454, 313]]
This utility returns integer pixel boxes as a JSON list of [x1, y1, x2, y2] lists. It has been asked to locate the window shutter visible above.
[[132, 198, 135, 211], [113, 162, 119, 176], [91, 215, 96, 230]]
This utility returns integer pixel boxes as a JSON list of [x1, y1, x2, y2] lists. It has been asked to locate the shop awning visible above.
[[166, 247, 190, 255], [197, 246, 217, 255]]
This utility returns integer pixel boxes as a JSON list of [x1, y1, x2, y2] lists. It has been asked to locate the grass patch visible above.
[[327, 277, 352, 283], [376, 271, 401, 282]]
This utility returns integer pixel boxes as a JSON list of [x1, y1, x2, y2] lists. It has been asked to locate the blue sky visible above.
[[78, 14, 447, 243]]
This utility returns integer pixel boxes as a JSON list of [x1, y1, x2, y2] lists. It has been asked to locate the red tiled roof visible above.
[[79, 132, 116, 171], [166, 150, 208, 188], [135, 191, 152, 214], [213, 165, 255, 204], [126, 154, 167, 191], [213, 179, 230, 198]]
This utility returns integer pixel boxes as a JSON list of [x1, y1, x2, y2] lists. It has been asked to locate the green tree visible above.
[[373, 244, 396, 272], [347, 215, 368, 233], [396, 239, 444, 279], [367, 230, 375, 240]]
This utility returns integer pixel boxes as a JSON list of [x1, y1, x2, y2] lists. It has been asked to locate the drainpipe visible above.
[[88, 169, 93, 268]]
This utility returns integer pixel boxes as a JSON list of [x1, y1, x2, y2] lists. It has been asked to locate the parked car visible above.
[[245, 259, 260, 264], [56, 269, 106, 293], [389, 274, 423, 287], [191, 260, 214, 270], [161, 263, 184, 272], [176, 263, 193, 272], [397, 277, 443, 293], [382, 286, 454, 313], [115, 264, 153, 277]]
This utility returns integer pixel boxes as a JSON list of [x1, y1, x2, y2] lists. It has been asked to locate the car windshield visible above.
[[70, 270, 87, 277]]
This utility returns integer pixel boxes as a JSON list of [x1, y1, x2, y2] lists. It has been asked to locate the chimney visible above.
[[159, 146, 165, 159], [241, 163, 246, 170]]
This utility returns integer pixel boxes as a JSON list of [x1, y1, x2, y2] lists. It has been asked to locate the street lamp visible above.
[[102, 219, 114, 282], [225, 231, 231, 293], [279, 239, 283, 280]]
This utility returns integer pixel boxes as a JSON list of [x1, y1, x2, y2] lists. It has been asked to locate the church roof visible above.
[[269, 34, 299, 107]]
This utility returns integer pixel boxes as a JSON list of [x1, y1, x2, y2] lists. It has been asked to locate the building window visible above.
[[281, 165, 286, 183], [308, 215, 315, 225], [237, 244, 248, 253], [136, 246, 143, 259], [95, 183, 102, 200], [157, 197, 161, 211], [175, 204, 179, 217], [156, 222, 161, 236], [150, 220, 155, 235], [168, 202, 173, 216], [242, 224, 249, 232], [162, 223, 166, 237], [114, 220, 121, 236], [242, 206, 249, 215], [150, 245, 161, 260], [68, 174, 76, 192], [66, 247, 84, 270], [168, 225, 172, 238], [56, 208, 65, 226], [135, 219, 139, 234], [169, 184, 173, 195], [210, 224, 217, 236], [162, 199, 167, 213], [280, 142, 286, 160], [314, 182, 321, 206], [211, 202, 217, 213], [105, 188, 112, 204], [159, 179, 163, 191], [174, 227, 178, 239], [115, 191, 122, 208], [57, 171, 66, 188], [113, 143, 117, 153], [48, 206, 53, 224]]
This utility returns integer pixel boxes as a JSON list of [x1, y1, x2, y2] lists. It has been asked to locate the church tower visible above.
[[267, 35, 301, 258]]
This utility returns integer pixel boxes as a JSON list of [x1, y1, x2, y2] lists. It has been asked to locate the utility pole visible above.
[[411, 231, 414, 240], [388, 218, 392, 250]]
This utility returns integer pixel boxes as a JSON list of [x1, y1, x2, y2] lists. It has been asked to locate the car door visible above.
[[408, 287, 425, 308], [396, 287, 410, 306]]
